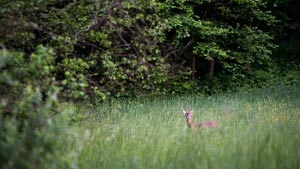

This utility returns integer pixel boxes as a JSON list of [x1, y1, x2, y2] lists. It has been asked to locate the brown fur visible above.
[[183, 109, 218, 129]]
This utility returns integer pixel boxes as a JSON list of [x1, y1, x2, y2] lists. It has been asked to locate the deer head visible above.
[[182, 108, 218, 129], [183, 109, 193, 120]]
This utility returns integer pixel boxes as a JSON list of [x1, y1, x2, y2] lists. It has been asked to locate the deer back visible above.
[[199, 121, 218, 128]]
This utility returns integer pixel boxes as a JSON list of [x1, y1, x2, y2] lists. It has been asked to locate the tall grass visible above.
[[68, 85, 300, 169]]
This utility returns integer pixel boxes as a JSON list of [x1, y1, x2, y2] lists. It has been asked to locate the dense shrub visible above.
[[0, 47, 75, 169]]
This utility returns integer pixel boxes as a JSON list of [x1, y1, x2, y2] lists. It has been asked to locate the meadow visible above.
[[67, 85, 300, 169]]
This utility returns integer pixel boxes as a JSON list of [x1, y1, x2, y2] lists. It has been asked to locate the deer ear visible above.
[[182, 109, 186, 115]]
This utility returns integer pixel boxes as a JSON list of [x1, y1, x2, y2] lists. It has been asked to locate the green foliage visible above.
[[60, 57, 89, 99], [0, 45, 57, 100], [156, 0, 278, 92], [0, 0, 299, 97], [80, 0, 171, 97], [0, 47, 76, 169], [0, 0, 174, 98]]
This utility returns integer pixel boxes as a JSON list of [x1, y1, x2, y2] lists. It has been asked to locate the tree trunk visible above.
[[209, 58, 214, 81], [208, 58, 215, 94], [192, 56, 196, 81]]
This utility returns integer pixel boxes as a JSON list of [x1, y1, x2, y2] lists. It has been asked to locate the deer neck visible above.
[[186, 118, 193, 128]]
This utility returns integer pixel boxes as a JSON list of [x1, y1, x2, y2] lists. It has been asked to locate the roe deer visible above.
[[183, 109, 218, 129]]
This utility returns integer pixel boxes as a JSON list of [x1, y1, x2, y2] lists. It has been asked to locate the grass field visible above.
[[66, 85, 300, 169]]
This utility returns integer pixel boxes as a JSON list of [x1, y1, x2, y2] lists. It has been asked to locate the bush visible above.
[[0, 47, 75, 169]]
